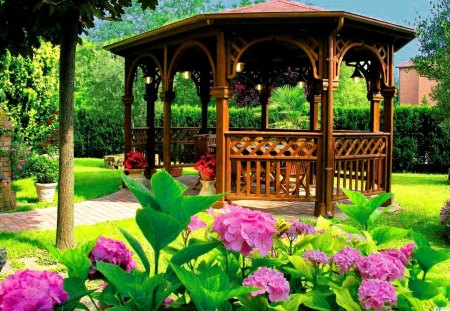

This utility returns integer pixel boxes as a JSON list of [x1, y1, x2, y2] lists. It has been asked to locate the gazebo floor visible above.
[[177, 175, 347, 219]]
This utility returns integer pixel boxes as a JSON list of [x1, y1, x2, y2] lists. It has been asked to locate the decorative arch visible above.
[[125, 52, 163, 96], [336, 41, 388, 86], [228, 35, 321, 79], [167, 40, 216, 89]]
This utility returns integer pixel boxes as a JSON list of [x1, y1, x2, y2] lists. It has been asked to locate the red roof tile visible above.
[[397, 61, 413, 68], [220, 0, 325, 14]]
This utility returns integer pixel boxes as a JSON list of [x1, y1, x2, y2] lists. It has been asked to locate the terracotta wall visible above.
[[399, 67, 437, 105], [0, 108, 13, 211]]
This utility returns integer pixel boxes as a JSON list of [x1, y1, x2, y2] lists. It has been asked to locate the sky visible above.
[[218, 0, 433, 67]]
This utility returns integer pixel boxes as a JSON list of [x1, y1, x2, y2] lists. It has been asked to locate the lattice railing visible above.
[[226, 131, 322, 201], [131, 127, 201, 167], [333, 133, 389, 199]]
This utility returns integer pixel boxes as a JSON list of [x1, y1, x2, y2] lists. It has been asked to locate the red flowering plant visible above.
[[194, 152, 216, 180], [124, 151, 147, 169]]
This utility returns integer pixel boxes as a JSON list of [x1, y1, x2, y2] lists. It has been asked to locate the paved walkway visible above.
[[0, 175, 345, 232]]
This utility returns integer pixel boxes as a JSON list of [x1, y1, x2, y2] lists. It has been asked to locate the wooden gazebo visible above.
[[105, 0, 415, 216]]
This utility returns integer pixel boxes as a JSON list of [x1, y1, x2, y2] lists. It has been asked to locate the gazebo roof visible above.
[[105, 0, 415, 57], [219, 0, 324, 13]]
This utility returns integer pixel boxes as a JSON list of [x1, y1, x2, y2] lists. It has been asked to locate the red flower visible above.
[[194, 152, 216, 179], [124, 151, 147, 169]]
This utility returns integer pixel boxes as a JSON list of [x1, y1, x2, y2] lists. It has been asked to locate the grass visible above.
[[11, 158, 122, 211]]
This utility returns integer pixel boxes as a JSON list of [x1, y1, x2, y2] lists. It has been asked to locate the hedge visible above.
[[75, 105, 449, 173]]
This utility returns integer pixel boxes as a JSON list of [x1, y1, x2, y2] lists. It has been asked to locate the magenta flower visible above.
[[16, 164, 22, 170], [243, 267, 290, 302], [380, 248, 409, 266], [187, 215, 207, 231], [212, 205, 276, 256], [163, 296, 175, 308], [332, 246, 362, 274], [0, 270, 69, 311], [400, 243, 415, 261], [303, 250, 329, 266], [284, 221, 316, 239], [357, 253, 404, 281], [89, 236, 136, 277], [358, 279, 397, 310]]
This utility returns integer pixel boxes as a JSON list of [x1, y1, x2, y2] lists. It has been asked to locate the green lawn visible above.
[[11, 158, 122, 211]]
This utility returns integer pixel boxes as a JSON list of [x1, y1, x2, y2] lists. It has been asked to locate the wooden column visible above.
[[369, 92, 383, 132], [122, 95, 134, 156], [309, 94, 320, 131], [259, 86, 272, 130], [144, 83, 158, 175], [199, 70, 211, 134], [382, 86, 396, 198], [161, 91, 175, 171]]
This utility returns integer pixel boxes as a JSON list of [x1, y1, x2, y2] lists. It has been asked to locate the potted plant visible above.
[[31, 155, 58, 203], [194, 152, 216, 195], [123, 151, 148, 186]]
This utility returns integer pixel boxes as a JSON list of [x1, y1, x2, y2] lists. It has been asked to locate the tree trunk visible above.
[[56, 11, 79, 250]]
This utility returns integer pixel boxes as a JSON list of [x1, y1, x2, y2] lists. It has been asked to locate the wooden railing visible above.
[[225, 131, 322, 201], [333, 132, 389, 199]]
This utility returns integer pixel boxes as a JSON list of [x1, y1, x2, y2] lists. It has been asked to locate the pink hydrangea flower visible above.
[[303, 250, 329, 266], [163, 296, 175, 308], [89, 236, 136, 276], [358, 279, 397, 310], [332, 246, 362, 274], [243, 267, 290, 302], [0, 270, 69, 311], [212, 205, 277, 256], [284, 221, 316, 239], [357, 253, 404, 281], [187, 215, 207, 231], [380, 248, 409, 266], [400, 243, 415, 261]]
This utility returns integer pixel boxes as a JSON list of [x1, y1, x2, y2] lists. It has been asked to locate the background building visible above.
[[398, 61, 436, 105]]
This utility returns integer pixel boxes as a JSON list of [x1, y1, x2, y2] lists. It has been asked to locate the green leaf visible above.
[[119, 228, 150, 274], [123, 174, 159, 210], [367, 205, 391, 227], [409, 280, 439, 300], [336, 224, 361, 234], [310, 232, 334, 254], [366, 192, 392, 211], [46, 245, 91, 280], [288, 256, 314, 280], [331, 286, 362, 311], [411, 232, 431, 248], [337, 203, 371, 228], [180, 194, 225, 227], [171, 241, 220, 266], [136, 208, 182, 252], [59, 277, 96, 311], [238, 295, 270, 311], [370, 226, 409, 246], [413, 247, 450, 273], [300, 291, 331, 311], [151, 170, 185, 215], [342, 188, 367, 206]]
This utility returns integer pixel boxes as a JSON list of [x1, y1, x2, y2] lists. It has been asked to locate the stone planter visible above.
[[124, 168, 148, 187], [199, 180, 216, 196], [0, 249, 6, 272], [34, 182, 58, 203]]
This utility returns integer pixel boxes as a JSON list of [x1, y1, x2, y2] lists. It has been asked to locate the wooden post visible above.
[[309, 94, 320, 131], [259, 86, 272, 130], [144, 83, 158, 174], [382, 86, 396, 200], [369, 92, 383, 132], [161, 91, 175, 171], [200, 70, 211, 134], [122, 95, 134, 156]]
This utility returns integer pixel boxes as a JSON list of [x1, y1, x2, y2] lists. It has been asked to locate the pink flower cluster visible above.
[[212, 205, 277, 256], [89, 236, 137, 276], [243, 267, 290, 302], [303, 250, 329, 266], [357, 253, 404, 281], [331, 246, 362, 274], [187, 215, 207, 231], [285, 221, 316, 239], [0, 270, 69, 311], [380, 243, 415, 266], [358, 279, 397, 311]]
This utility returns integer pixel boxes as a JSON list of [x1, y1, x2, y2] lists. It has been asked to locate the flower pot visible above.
[[124, 168, 148, 188], [34, 182, 57, 203], [200, 172, 215, 181], [199, 180, 216, 196]]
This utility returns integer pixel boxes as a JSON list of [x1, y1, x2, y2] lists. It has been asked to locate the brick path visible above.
[[0, 175, 345, 232]]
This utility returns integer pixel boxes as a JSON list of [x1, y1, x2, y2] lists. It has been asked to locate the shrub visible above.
[[30, 155, 58, 184], [441, 200, 450, 244]]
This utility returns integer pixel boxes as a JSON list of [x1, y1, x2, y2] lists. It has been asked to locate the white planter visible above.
[[34, 182, 57, 203], [199, 180, 216, 196], [124, 168, 149, 188]]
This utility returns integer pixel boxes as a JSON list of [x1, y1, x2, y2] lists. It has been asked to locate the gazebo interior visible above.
[[105, 0, 415, 217]]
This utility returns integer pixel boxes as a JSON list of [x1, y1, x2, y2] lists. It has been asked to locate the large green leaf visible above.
[[331, 286, 362, 311], [123, 174, 159, 210], [151, 170, 185, 215], [287, 256, 314, 280], [336, 203, 372, 228], [119, 228, 150, 274], [57, 277, 96, 311], [411, 232, 431, 248], [409, 280, 440, 300], [179, 194, 225, 227], [342, 188, 367, 206], [171, 241, 220, 266], [413, 247, 450, 273], [370, 226, 409, 246], [46, 245, 91, 280], [136, 208, 182, 252], [238, 295, 270, 311]]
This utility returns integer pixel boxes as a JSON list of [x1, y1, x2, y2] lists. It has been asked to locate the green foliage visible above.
[[334, 64, 369, 108], [29, 155, 59, 184], [413, 0, 450, 128], [270, 85, 309, 129]]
